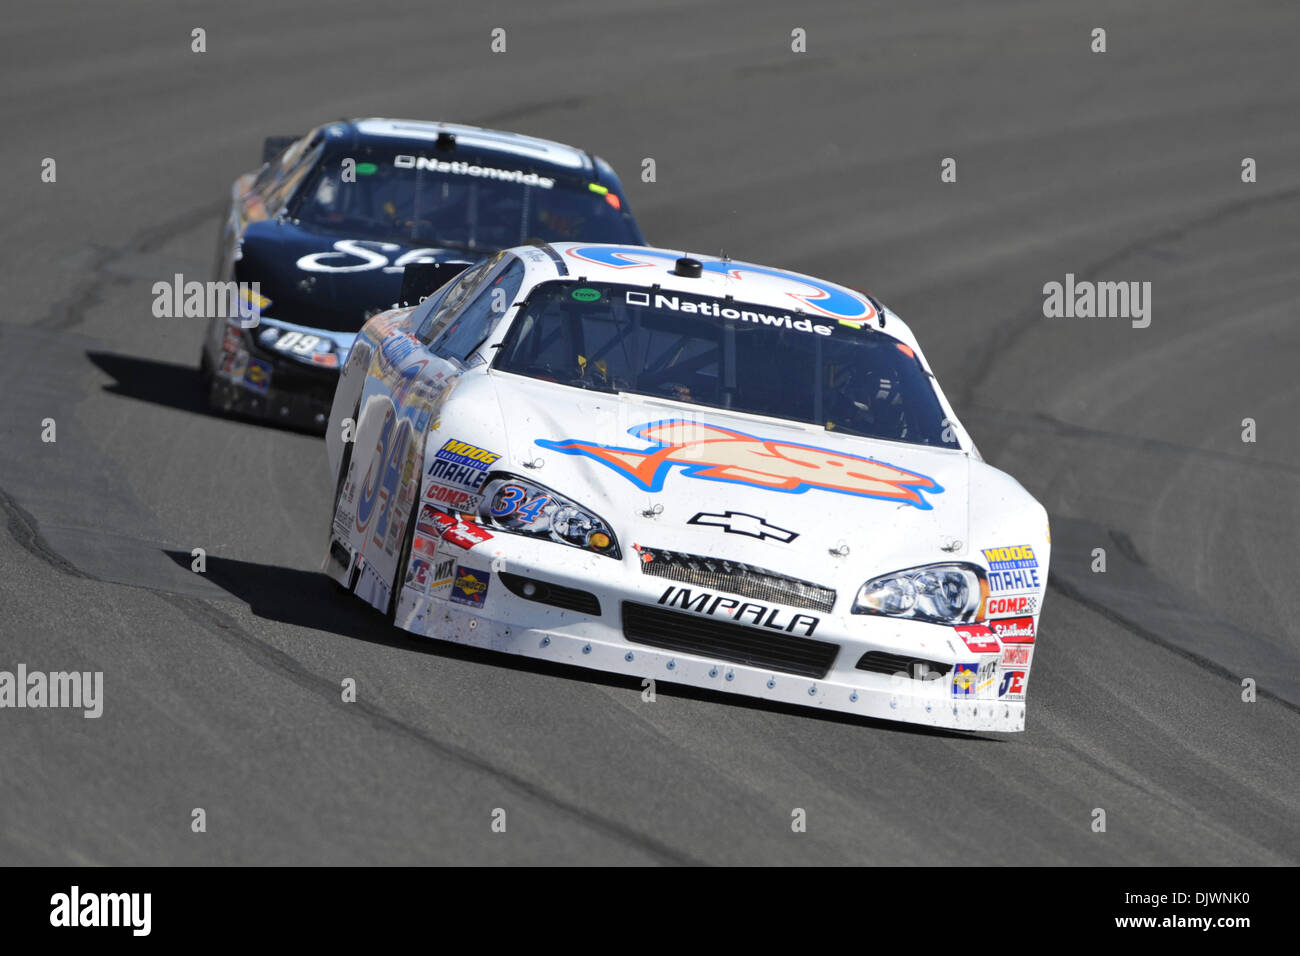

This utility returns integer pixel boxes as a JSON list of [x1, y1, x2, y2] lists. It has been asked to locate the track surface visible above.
[[2, 1, 1298, 864]]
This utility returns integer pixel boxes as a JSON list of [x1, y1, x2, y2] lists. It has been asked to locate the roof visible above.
[[538, 242, 907, 336], [340, 118, 591, 175]]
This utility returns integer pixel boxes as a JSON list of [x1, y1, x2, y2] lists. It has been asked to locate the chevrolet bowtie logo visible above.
[[687, 511, 799, 543]]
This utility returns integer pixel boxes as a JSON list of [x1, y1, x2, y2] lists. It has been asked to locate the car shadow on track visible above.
[[86, 351, 321, 435], [165, 550, 999, 741]]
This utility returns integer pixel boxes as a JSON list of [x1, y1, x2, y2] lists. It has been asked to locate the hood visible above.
[[457, 373, 983, 587], [236, 220, 480, 332]]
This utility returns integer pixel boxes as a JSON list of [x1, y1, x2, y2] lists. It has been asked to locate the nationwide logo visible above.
[[624, 291, 834, 337], [687, 511, 798, 543], [565, 245, 876, 322], [538, 420, 943, 509], [394, 154, 556, 189]]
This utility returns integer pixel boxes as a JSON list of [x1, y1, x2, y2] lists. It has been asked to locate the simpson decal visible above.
[[1000, 644, 1034, 668]]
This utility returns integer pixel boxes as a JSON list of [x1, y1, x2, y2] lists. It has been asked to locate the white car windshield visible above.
[[493, 281, 960, 448]]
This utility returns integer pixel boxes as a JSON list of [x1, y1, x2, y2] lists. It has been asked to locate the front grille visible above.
[[622, 602, 839, 679], [855, 651, 952, 678], [635, 547, 835, 614], [499, 572, 601, 616]]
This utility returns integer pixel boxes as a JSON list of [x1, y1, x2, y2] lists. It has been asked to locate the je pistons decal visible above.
[[537, 420, 942, 509], [450, 565, 491, 608]]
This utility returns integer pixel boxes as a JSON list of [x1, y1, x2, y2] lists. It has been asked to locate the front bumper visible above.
[[374, 529, 1029, 733], [206, 319, 349, 432]]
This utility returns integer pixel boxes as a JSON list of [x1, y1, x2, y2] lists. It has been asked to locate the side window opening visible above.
[[432, 258, 526, 363], [264, 133, 325, 216], [415, 255, 499, 345]]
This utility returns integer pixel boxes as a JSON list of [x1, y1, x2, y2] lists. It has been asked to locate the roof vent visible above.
[[673, 257, 703, 278], [436, 131, 457, 151]]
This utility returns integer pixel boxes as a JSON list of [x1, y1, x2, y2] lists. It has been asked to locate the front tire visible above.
[[387, 494, 421, 631]]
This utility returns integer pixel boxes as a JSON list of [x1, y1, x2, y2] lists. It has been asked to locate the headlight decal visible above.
[[478, 474, 620, 558], [851, 562, 987, 625]]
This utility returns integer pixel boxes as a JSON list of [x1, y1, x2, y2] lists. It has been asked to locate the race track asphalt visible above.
[[2, 0, 1298, 864]]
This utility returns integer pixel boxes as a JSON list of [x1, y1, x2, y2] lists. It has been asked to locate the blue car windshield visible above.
[[291, 149, 640, 251], [493, 282, 960, 448]]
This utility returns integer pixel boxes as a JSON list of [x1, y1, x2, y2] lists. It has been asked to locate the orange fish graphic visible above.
[[537, 420, 943, 509]]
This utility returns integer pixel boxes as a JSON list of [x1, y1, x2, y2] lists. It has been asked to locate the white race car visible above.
[[324, 243, 1049, 732]]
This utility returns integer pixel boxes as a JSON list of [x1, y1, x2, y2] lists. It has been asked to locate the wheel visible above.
[[387, 492, 422, 634]]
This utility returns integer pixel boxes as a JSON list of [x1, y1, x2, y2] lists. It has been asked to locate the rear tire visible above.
[[328, 399, 361, 594], [387, 493, 422, 632]]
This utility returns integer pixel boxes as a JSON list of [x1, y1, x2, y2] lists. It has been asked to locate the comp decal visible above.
[[564, 245, 876, 323], [986, 595, 1037, 617], [536, 419, 942, 509]]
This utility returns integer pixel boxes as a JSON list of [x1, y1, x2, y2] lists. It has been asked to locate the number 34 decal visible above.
[[490, 485, 551, 523]]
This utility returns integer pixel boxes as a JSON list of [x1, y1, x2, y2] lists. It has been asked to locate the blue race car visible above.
[[200, 118, 645, 431]]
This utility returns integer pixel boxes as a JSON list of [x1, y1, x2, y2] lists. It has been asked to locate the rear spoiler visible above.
[[398, 260, 476, 307]]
